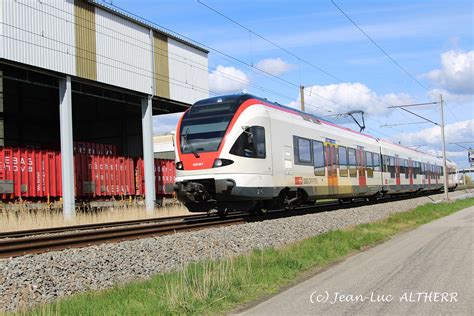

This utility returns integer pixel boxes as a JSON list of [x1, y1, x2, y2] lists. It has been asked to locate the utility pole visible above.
[[439, 94, 449, 200], [385, 98, 450, 200], [300, 85, 305, 112]]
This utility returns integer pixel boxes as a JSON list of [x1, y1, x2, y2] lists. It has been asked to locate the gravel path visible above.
[[1, 190, 472, 312]]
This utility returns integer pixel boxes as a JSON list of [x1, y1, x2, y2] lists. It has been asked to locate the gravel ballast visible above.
[[1, 190, 472, 312]]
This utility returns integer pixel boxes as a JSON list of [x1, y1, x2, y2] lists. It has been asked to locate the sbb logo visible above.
[[295, 176, 303, 185]]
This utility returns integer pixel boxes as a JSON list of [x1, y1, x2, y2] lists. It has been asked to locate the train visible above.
[[173, 94, 458, 215], [0, 145, 176, 202]]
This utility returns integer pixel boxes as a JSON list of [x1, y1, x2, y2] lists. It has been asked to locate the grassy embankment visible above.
[[27, 197, 474, 315]]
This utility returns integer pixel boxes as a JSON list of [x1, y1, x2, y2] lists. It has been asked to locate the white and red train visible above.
[[174, 94, 458, 214]]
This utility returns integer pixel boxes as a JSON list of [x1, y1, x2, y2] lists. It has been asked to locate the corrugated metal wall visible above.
[[74, 0, 97, 80], [2, 0, 76, 76], [95, 7, 153, 95], [1, 0, 208, 104], [0, 0, 4, 59], [168, 38, 209, 105], [153, 32, 170, 99]]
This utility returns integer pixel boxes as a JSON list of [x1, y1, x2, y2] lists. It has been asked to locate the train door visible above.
[[326, 139, 338, 195], [395, 154, 401, 186], [428, 164, 431, 189], [408, 158, 413, 189], [356, 146, 366, 188], [283, 146, 293, 175]]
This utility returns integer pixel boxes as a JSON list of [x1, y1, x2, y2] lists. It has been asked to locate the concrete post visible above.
[[439, 94, 449, 200], [0, 70, 4, 146], [59, 76, 75, 218], [142, 95, 155, 212], [300, 85, 305, 112]]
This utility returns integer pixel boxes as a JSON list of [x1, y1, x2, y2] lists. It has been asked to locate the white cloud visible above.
[[209, 65, 249, 94], [255, 57, 295, 76], [422, 50, 474, 95], [288, 82, 413, 117], [153, 112, 183, 135], [394, 119, 473, 148], [427, 88, 473, 105]]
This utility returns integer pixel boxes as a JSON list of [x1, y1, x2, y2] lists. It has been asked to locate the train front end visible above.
[[173, 94, 272, 214]]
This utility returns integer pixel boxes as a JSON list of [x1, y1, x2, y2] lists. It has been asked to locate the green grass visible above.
[[25, 198, 474, 316]]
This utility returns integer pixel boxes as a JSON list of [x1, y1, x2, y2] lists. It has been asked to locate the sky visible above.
[[111, 0, 472, 169]]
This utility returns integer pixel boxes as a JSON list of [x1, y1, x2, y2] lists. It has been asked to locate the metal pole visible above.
[[142, 95, 156, 212], [440, 94, 449, 200], [59, 76, 75, 218], [300, 85, 305, 112]]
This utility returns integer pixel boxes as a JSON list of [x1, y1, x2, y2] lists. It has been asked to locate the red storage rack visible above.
[[135, 158, 176, 197], [0, 148, 136, 200], [0, 147, 62, 199]]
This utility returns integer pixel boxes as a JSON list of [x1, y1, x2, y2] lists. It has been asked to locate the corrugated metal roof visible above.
[[88, 1, 209, 54]]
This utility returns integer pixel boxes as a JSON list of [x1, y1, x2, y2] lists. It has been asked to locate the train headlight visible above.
[[213, 158, 234, 168], [176, 161, 184, 170]]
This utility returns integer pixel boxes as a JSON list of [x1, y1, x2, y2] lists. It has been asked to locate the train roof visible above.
[[192, 94, 451, 164]]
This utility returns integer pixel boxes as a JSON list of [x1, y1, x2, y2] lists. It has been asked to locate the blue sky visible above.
[[112, 0, 473, 168]]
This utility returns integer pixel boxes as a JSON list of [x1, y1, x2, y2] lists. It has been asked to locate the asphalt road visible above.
[[238, 206, 473, 315]]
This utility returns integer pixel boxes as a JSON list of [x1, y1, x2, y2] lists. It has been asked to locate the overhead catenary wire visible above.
[[330, 0, 430, 91], [196, 0, 421, 124], [15, 0, 337, 114], [8, 0, 411, 143]]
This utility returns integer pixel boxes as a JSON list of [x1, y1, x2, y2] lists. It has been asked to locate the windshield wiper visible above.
[[183, 128, 200, 158]]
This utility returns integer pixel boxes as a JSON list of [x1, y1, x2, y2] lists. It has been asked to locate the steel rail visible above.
[[0, 213, 210, 239], [0, 214, 247, 258]]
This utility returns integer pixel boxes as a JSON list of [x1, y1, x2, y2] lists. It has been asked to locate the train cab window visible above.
[[293, 136, 312, 165], [313, 141, 325, 176], [366, 152, 374, 178], [373, 153, 381, 171], [348, 148, 357, 177], [338, 146, 348, 177], [230, 126, 266, 158]]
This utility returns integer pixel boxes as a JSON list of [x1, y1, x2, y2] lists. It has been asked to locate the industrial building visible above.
[[0, 0, 209, 216]]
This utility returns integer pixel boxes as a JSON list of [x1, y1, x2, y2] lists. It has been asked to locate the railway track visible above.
[[0, 190, 462, 259], [0, 214, 248, 259]]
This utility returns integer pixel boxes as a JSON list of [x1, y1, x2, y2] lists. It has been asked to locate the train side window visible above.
[[338, 146, 348, 177], [230, 126, 266, 158], [293, 136, 312, 165], [366, 152, 374, 178], [373, 153, 380, 171], [313, 141, 325, 176], [348, 148, 357, 177], [383, 155, 390, 173], [400, 159, 406, 176], [389, 156, 395, 178], [404, 160, 409, 179]]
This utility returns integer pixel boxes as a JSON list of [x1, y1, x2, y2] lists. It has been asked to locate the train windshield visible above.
[[179, 95, 242, 154]]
